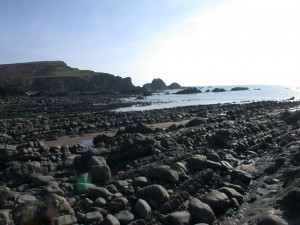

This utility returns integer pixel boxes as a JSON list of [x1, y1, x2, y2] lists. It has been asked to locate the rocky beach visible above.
[[1, 92, 300, 225]]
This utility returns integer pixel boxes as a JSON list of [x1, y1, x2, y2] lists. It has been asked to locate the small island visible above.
[[211, 88, 227, 92], [231, 87, 249, 91], [175, 87, 202, 94]]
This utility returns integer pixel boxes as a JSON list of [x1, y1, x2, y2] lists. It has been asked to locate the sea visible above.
[[114, 85, 300, 112]]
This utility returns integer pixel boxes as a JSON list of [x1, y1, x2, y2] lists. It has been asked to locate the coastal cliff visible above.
[[0, 61, 135, 93]]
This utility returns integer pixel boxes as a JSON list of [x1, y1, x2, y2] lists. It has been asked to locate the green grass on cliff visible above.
[[0, 61, 96, 83]]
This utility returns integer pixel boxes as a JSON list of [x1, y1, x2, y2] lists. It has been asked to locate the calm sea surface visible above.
[[114, 85, 300, 112]]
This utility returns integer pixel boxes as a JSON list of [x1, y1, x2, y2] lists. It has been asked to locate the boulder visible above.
[[0, 187, 16, 209], [74, 149, 107, 173], [202, 190, 230, 215], [89, 164, 111, 182], [5, 161, 45, 178], [135, 199, 151, 218], [84, 211, 103, 224], [32, 175, 54, 186], [50, 215, 77, 225], [15, 195, 37, 206], [115, 210, 134, 224], [164, 211, 193, 225], [132, 176, 152, 187], [206, 160, 221, 170], [171, 162, 188, 175], [107, 197, 128, 213], [0, 210, 11, 225], [280, 188, 300, 216], [186, 118, 207, 127], [221, 182, 245, 195], [231, 169, 252, 186], [219, 187, 244, 204], [86, 187, 112, 199], [206, 153, 220, 162], [41, 184, 64, 196], [255, 214, 288, 225], [188, 155, 207, 170], [101, 214, 120, 225], [94, 197, 107, 207], [136, 185, 170, 208], [93, 135, 111, 145], [43, 193, 74, 215], [208, 129, 236, 148], [108, 134, 155, 163], [188, 198, 216, 224], [13, 200, 47, 225], [146, 165, 179, 183]]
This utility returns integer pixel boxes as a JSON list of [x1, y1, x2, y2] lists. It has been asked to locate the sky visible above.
[[0, 0, 299, 86]]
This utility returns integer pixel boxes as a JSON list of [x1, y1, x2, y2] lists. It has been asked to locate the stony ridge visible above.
[[0, 97, 299, 225]]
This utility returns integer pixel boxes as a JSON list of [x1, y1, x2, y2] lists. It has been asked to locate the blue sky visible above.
[[1, 0, 299, 86]]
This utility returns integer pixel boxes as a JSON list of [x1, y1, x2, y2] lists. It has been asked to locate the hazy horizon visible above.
[[1, 0, 299, 87]]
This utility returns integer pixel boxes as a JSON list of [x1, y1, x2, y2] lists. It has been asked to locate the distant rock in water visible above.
[[231, 87, 249, 91], [143, 78, 167, 91], [211, 88, 227, 92], [169, 82, 182, 89], [175, 87, 202, 94], [143, 79, 182, 91]]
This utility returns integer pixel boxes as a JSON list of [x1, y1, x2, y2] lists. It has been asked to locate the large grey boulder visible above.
[[0, 210, 11, 225], [100, 214, 120, 225], [86, 186, 112, 199], [107, 197, 128, 213], [202, 190, 230, 215], [231, 169, 252, 186], [219, 187, 244, 204], [89, 165, 111, 182], [43, 193, 75, 215], [164, 211, 193, 225], [135, 199, 151, 218], [0, 186, 16, 208], [188, 198, 216, 224], [255, 215, 288, 225], [115, 210, 134, 224], [137, 184, 170, 208], [145, 165, 179, 183], [132, 176, 152, 187], [188, 155, 207, 171], [13, 201, 46, 225], [84, 211, 103, 224], [88, 156, 111, 182], [50, 215, 77, 225]]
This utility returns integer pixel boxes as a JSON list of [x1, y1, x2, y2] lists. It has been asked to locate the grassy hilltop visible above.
[[0, 61, 135, 92]]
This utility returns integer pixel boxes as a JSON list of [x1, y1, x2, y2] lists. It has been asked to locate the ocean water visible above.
[[114, 85, 300, 112]]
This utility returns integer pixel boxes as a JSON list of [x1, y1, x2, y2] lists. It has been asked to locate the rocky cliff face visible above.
[[0, 61, 135, 93]]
